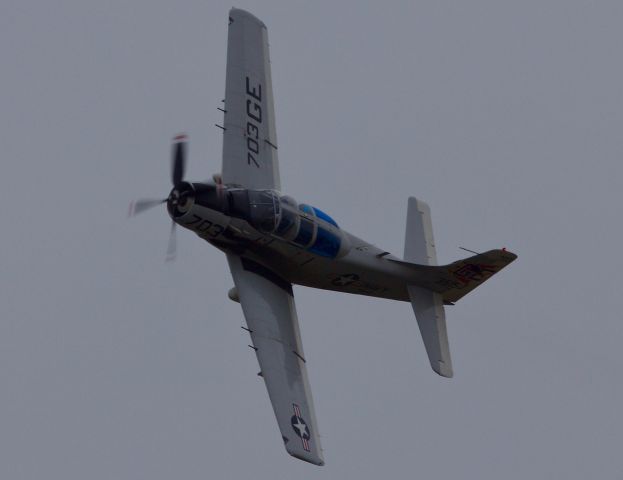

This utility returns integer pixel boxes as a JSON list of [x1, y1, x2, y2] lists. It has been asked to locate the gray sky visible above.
[[2, 0, 622, 478]]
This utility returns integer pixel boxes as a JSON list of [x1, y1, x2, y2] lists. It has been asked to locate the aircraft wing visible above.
[[226, 253, 324, 466], [221, 8, 280, 190]]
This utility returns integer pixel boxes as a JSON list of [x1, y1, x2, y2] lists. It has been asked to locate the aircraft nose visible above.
[[167, 181, 195, 218]]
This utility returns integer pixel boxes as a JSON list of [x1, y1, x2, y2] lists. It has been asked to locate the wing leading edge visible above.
[[222, 8, 280, 190], [226, 254, 324, 466]]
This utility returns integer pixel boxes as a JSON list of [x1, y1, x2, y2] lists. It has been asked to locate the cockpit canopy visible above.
[[227, 189, 344, 258]]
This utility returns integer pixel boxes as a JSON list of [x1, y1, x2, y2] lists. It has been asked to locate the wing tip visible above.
[[433, 361, 454, 378], [229, 7, 267, 29], [287, 448, 325, 466]]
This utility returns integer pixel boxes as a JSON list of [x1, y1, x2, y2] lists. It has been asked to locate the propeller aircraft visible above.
[[130, 8, 517, 466]]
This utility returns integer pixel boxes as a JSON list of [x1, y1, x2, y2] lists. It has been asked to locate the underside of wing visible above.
[[221, 8, 280, 190], [226, 253, 324, 466]]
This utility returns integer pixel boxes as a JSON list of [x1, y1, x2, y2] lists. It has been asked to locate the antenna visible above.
[[459, 246, 481, 255]]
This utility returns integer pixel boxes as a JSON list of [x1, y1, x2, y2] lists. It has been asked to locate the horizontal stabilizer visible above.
[[398, 196, 517, 303], [408, 285, 453, 377], [403, 196, 452, 377], [404, 197, 437, 265]]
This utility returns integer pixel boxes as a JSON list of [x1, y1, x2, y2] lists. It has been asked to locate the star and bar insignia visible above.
[[290, 404, 311, 452]]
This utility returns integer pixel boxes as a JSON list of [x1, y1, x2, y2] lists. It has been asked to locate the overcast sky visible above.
[[2, 0, 622, 478]]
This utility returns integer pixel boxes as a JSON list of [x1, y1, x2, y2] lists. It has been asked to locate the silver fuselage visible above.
[[168, 183, 418, 301]]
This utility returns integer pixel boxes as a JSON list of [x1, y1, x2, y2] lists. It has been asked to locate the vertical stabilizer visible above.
[[404, 197, 453, 378]]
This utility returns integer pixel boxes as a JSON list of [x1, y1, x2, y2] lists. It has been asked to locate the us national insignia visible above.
[[290, 404, 311, 451]]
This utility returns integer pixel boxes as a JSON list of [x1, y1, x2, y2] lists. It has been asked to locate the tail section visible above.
[[402, 196, 517, 377], [404, 197, 453, 378], [435, 249, 517, 303], [408, 285, 453, 377], [404, 197, 438, 265]]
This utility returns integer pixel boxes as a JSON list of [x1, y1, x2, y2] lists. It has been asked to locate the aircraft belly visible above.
[[243, 245, 409, 301], [219, 226, 410, 301], [290, 255, 410, 301]]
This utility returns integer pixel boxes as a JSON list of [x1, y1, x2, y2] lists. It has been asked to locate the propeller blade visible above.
[[165, 221, 177, 262], [129, 198, 166, 217], [171, 134, 187, 186]]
